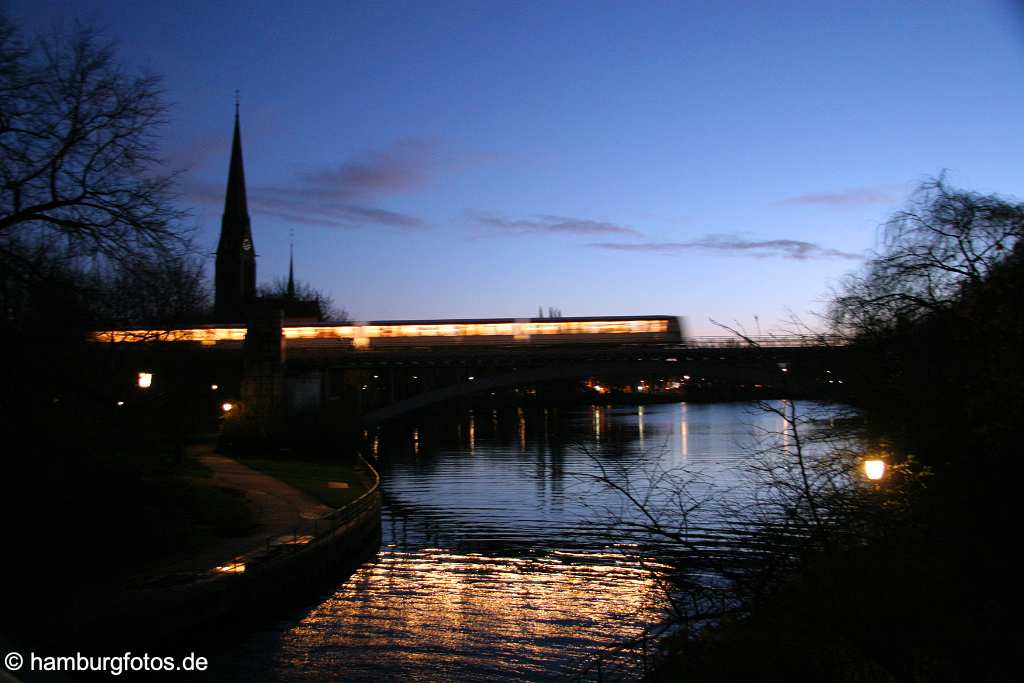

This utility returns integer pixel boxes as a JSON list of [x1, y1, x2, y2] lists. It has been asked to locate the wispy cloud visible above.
[[180, 137, 451, 229], [778, 185, 898, 207], [251, 197, 424, 229], [590, 234, 863, 260], [469, 211, 642, 237], [181, 178, 426, 229], [295, 138, 437, 198], [162, 136, 229, 173]]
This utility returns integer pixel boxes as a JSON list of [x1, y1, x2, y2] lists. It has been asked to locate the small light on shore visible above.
[[864, 459, 886, 481], [116, 401, 124, 406], [211, 384, 219, 390], [222, 402, 234, 413], [137, 372, 152, 388]]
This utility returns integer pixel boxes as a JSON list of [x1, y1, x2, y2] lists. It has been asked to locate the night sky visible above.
[[8, 1, 1024, 334]]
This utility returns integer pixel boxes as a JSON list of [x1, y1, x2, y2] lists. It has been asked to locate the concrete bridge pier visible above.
[[240, 304, 286, 438]]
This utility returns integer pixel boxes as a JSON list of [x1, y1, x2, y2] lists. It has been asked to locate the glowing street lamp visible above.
[[137, 372, 153, 389], [222, 402, 234, 413], [863, 459, 886, 481]]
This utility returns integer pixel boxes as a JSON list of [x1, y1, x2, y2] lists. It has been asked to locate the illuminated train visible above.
[[93, 315, 686, 350]]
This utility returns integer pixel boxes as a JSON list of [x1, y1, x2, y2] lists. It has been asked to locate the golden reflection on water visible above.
[[780, 400, 791, 452], [638, 405, 645, 446], [680, 403, 689, 458], [274, 548, 665, 681], [232, 402, 833, 682]]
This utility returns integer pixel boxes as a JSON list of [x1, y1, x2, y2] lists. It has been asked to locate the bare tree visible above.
[[91, 250, 210, 326], [536, 306, 563, 318], [0, 15, 188, 274], [257, 276, 348, 322], [575, 398, 921, 681], [829, 177, 1024, 337]]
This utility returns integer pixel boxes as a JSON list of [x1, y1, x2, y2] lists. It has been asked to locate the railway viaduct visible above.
[[93, 312, 849, 434]]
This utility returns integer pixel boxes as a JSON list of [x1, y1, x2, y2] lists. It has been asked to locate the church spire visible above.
[[214, 96, 256, 322], [223, 95, 249, 223]]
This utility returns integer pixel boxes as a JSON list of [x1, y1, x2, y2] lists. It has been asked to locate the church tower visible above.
[[214, 102, 256, 322]]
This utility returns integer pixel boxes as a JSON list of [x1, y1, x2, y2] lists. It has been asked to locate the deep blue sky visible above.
[[8, 0, 1024, 333]]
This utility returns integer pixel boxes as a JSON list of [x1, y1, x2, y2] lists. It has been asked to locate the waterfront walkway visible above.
[[153, 442, 334, 576]]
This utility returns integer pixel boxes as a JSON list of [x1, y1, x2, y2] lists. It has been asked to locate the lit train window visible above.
[[93, 318, 670, 344]]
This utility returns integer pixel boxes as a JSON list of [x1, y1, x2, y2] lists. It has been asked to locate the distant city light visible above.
[[211, 384, 219, 390], [468, 376, 475, 381], [864, 459, 886, 481], [222, 402, 234, 412], [137, 372, 152, 388], [116, 401, 124, 406], [683, 375, 691, 380]]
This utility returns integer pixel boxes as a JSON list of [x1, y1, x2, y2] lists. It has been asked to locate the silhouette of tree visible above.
[[829, 177, 1023, 337], [536, 306, 563, 318], [92, 251, 210, 326], [579, 397, 919, 681], [257, 276, 348, 321], [1, 235, 208, 329], [0, 14, 188, 275]]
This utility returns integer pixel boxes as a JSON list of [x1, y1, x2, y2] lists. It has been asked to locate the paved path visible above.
[[151, 442, 333, 576], [62, 442, 339, 633]]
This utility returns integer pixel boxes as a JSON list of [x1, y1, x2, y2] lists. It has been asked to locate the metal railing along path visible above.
[[127, 452, 381, 588]]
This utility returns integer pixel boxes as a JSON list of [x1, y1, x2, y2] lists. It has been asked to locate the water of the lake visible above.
[[222, 401, 841, 682]]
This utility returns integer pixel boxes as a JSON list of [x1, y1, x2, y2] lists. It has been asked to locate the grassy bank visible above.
[[240, 457, 373, 508]]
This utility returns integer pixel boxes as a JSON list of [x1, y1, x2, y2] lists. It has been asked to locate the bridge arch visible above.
[[360, 358, 786, 424]]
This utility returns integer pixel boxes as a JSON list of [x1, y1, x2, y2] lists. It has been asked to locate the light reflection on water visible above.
[[266, 549, 663, 682], [223, 401, 832, 681]]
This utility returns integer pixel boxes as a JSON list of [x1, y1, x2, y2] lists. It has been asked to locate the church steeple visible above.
[[214, 97, 256, 322], [223, 99, 249, 224]]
